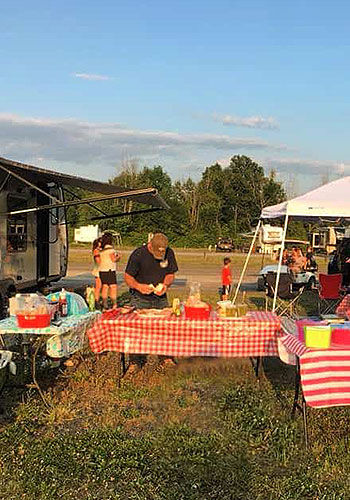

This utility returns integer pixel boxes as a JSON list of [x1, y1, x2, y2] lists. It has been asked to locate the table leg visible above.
[[292, 358, 301, 416], [121, 352, 127, 376], [302, 392, 308, 448], [31, 340, 52, 409], [291, 357, 308, 446], [249, 356, 261, 378], [21, 337, 31, 384]]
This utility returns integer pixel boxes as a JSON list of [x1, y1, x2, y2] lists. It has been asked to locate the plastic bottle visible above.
[[87, 287, 96, 311], [172, 298, 181, 317], [59, 288, 68, 317]]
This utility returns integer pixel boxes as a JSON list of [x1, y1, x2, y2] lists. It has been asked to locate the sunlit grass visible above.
[[0, 252, 342, 499]]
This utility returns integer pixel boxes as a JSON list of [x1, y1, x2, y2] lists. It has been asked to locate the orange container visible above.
[[184, 305, 211, 320], [16, 314, 51, 328]]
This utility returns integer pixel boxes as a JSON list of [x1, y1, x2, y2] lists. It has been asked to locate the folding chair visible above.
[[318, 273, 343, 316], [265, 272, 304, 320]]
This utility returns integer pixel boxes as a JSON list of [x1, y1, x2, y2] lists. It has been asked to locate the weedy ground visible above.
[[1, 252, 347, 500]]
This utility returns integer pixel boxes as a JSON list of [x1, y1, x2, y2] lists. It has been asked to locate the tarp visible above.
[[261, 176, 350, 219]]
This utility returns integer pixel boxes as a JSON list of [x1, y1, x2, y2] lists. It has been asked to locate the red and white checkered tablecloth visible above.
[[336, 294, 350, 318], [281, 332, 350, 408], [87, 310, 281, 358]]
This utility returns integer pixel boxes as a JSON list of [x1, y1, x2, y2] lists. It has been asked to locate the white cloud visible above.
[[212, 113, 279, 130], [265, 157, 350, 176], [73, 73, 112, 81], [1, 113, 348, 192], [0, 113, 287, 181]]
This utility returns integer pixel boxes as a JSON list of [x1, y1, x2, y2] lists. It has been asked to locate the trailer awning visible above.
[[0, 156, 169, 210]]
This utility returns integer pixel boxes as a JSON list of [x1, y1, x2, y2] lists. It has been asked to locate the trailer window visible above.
[[7, 195, 27, 252]]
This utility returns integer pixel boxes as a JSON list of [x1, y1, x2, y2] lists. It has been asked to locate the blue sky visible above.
[[1, 0, 350, 194]]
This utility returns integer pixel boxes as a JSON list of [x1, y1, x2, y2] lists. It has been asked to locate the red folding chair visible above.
[[318, 273, 343, 315]]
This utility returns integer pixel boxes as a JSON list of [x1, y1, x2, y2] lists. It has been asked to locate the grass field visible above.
[[67, 246, 329, 295], [1, 250, 348, 500]]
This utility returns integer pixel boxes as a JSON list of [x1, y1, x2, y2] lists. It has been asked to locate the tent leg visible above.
[[233, 220, 261, 304], [272, 214, 289, 312]]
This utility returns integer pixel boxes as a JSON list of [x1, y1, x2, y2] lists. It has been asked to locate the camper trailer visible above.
[[309, 226, 345, 255], [0, 174, 68, 297], [0, 156, 168, 314], [256, 224, 284, 255]]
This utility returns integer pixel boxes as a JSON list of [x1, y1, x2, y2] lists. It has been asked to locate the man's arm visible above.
[[124, 272, 152, 295], [154, 273, 175, 296], [164, 273, 175, 287]]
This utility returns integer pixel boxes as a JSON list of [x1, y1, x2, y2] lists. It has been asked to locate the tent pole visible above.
[[233, 219, 262, 305], [272, 214, 289, 312]]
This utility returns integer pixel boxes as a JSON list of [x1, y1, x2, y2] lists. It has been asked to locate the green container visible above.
[[304, 325, 331, 349]]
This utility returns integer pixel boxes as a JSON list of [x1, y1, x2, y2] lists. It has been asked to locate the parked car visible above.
[[257, 264, 317, 291], [215, 238, 234, 252]]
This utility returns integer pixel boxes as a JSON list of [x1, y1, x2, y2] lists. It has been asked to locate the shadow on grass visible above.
[[262, 357, 296, 411], [249, 295, 266, 310], [0, 361, 63, 426]]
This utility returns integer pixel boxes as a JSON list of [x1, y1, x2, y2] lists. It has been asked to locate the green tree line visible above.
[[67, 155, 286, 247]]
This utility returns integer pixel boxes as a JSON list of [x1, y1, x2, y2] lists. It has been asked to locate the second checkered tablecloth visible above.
[[281, 331, 350, 408], [87, 311, 281, 358]]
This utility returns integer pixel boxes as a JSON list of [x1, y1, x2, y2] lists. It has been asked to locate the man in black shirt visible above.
[[124, 233, 178, 309]]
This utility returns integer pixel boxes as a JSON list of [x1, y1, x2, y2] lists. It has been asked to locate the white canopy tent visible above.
[[234, 176, 350, 310]]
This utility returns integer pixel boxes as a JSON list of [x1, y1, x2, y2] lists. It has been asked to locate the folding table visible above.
[[0, 312, 99, 405], [280, 318, 350, 446], [87, 310, 281, 379]]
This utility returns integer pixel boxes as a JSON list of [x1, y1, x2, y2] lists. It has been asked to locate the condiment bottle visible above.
[[172, 298, 181, 316], [59, 288, 68, 317], [87, 287, 95, 311]]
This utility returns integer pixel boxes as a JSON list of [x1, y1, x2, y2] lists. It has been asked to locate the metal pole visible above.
[[63, 187, 109, 218], [233, 219, 262, 304], [272, 214, 289, 312], [0, 163, 61, 203], [0, 187, 159, 216]]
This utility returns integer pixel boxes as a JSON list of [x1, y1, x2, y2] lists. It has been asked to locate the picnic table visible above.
[[87, 310, 281, 374], [0, 312, 99, 405], [0, 312, 99, 358]]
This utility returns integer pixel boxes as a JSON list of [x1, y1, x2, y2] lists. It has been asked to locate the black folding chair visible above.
[[265, 272, 304, 320]]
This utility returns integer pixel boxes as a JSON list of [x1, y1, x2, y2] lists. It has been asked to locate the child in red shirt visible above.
[[221, 257, 233, 300]]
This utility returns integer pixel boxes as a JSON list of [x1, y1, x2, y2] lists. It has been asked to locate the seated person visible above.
[[276, 248, 290, 265], [305, 246, 318, 271], [288, 247, 307, 275], [282, 248, 290, 265]]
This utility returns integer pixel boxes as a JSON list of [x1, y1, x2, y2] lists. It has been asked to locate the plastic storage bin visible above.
[[304, 325, 331, 349], [296, 319, 326, 343], [184, 305, 211, 320], [15, 293, 50, 328], [331, 326, 350, 348], [16, 314, 51, 328]]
